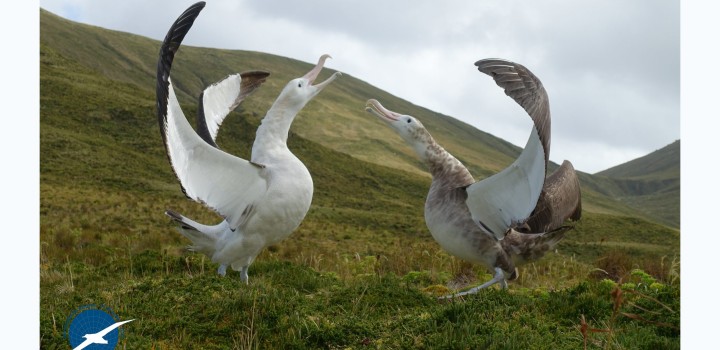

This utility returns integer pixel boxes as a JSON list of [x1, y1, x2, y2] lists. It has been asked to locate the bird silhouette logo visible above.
[[64, 304, 133, 349]]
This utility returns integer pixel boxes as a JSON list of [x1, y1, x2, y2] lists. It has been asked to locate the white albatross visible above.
[[155, 2, 340, 283], [365, 59, 580, 297]]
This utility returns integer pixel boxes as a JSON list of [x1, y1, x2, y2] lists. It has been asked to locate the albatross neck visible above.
[[254, 102, 302, 148], [418, 138, 474, 186]]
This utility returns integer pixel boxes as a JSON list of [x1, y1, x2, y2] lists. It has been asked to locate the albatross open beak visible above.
[[365, 99, 401, 122], [304, 54, 341, 94]]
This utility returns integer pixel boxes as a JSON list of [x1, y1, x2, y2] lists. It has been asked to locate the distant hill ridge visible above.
[[593, 140, 680, 227], [598, 140, 679, 180]]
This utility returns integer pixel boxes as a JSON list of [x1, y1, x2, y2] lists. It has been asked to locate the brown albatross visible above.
[[365, 59, 581, 297]]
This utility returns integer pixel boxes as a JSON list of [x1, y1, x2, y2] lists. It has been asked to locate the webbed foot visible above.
[[440, 267, 507, 299]]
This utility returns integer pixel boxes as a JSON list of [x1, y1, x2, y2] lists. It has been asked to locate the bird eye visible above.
[[407, 119, 412, 123], [298, 82, 302, 88]]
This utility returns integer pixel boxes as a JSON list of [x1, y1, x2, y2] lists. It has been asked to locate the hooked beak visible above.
[[365, 99, 401, 122], [303, 54, 341, 92]]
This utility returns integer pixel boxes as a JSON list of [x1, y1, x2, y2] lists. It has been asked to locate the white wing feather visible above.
[[201, 74, 243, 142], [465, 126, 545, 240], [166, 78, 267, 230]]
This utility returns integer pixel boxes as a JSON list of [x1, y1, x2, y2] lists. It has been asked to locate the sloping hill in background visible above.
[[39, 9, 680, 228], [598, 140, 680, 182], [592, 140, 680, 227]]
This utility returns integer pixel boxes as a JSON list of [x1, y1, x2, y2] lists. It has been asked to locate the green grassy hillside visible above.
[[598, 140, 680, 180], [39, 8, 680, 348], [590, 141, 680, 227]]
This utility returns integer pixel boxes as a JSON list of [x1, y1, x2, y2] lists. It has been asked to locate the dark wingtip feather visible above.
[[155, 1, 206, 198], [238, 70, 271, 102], [156, 1, 206, 137], [474, 58, 551, 166]]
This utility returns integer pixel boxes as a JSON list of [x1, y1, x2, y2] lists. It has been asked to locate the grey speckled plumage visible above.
[[365, 58, 582, 297], [522, 160, 582, 233]]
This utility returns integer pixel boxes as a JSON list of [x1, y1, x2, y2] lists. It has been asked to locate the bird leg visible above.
[[240, 265, 249, 285], [440, 267, 507, 299], [499, 275, 508, 289], [217, 264, 228, 276]]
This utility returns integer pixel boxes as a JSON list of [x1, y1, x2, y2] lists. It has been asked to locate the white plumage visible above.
[[201, 74, 246, 142], [156, 2, 340, 282]]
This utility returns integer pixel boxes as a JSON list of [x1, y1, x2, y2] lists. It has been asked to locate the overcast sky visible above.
[[38, 0, 679, 173]]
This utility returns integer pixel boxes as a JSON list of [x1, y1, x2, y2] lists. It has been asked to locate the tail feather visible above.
[[165, 209, 221, 256], [503, 225, 573, 264], [540, 225, 572, 248], [166, 209, 199, 230]]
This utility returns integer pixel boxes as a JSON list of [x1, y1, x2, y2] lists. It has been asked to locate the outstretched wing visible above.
[[475, 59, 551, 163], [196, 71, 270, 148], [524, 160, 582, 232], [156, 1, 205, 132], [465, 128, 545, 239], [464, 59, 550, 239], [156, 1, 267, 230]]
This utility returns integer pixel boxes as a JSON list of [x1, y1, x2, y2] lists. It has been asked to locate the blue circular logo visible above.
[[64, 304, 133, 350]]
